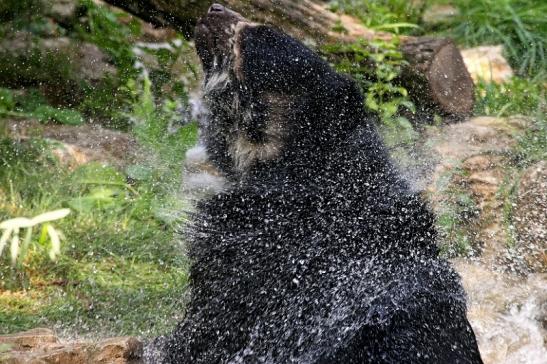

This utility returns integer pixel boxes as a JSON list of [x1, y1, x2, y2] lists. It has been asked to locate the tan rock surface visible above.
[[421, 115, 546, 362], [461, 46, 514, 84], [514, 161, 547, 272], [5, 119, 140, 169], [0, 329, 143, 364]]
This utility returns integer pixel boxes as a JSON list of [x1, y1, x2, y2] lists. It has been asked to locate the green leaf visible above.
[[365, 93, 379, 111], [68, 187, 120, 212], [32, 105, 84, 125]]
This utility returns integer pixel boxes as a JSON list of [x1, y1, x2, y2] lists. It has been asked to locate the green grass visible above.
[[0, 0, 201, 336], [0, 140, 194, 337], [0, 79, 198, 336], [474, 76, 545, 117], [329, 0, 424, 34], [441, 0, 547, 77]]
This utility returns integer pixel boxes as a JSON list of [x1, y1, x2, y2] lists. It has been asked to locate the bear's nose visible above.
[[208, 4, 225, 13]]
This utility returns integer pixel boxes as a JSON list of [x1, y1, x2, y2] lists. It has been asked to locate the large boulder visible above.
[[5, 119, 140, 169], [513, 161, 547, 272], [0, 328, 144, 364]]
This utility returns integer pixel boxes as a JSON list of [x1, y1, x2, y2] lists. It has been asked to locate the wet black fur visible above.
[[157, 17, 483, 364]]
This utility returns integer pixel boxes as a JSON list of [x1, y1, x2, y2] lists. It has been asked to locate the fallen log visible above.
[[101, 0, 474, 117]]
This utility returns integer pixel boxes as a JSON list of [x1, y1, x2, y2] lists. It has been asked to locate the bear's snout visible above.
[[208, 3, 225, 14]]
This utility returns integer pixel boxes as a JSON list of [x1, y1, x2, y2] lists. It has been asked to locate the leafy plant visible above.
[[68, 163, 135, 212], [125, 75, 197, 165], [0, 209, 70, 265], [323, 37, 416, 142], [0, 88, 15, 113], [32, 105, 84, 125], [137, 37, 199, 100], [0, 129, 191, 335], [77, 0, 141, 77]]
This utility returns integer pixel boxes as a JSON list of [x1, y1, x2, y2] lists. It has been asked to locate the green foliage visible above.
[[73, 1, 197, 127], [497, 175, 519, 247], [0, 137, 52, 172], [329, 0, 424, 34], [70, 0, 141, 126], [77, 0, 141, 77], [0, 63, 197, 334], [441, 0, 547, 76], [0, 0, 42, 23], [0, 133, 191, 335], [0, 0, 201, 338], [140, 38, 199, 100], [323, 38, 417, 144], [126, 76, 198, 167], [0, 44, 82, 105], [474, 76, 545, 116], [31, 105, 84, 125], [67, 164, 132, 212]]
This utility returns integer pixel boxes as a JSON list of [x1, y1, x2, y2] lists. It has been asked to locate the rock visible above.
[[421, 115, 547, 360], [453, 261, 547, 364], [0, 329, 143, 364], [93, 336, 144, 363], [5, 119, 140, 169], [139, 22, 177, 43], [423, 116, 532, 266], [514, 161, 547, 273], [46, 0, 78, 25], [461, 46, 514, 84], [77, 42, 118, 83], [428, 116, 525, 162], [0, 328, 59, 350], [425, 116, 526, 207]]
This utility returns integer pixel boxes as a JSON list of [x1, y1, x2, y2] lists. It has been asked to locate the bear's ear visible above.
[[237, 26, 336, 94]]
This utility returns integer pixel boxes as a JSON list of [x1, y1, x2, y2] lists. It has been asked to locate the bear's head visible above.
[[194, 4, 369, 177]]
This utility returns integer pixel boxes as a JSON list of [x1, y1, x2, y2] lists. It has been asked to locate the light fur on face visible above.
[[231, 21, 257, 81], [200, 22, 288, 174], [228, 94, 289, 172]]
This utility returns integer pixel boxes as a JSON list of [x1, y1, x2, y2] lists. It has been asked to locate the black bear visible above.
[[150, 4, 483, 363]]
